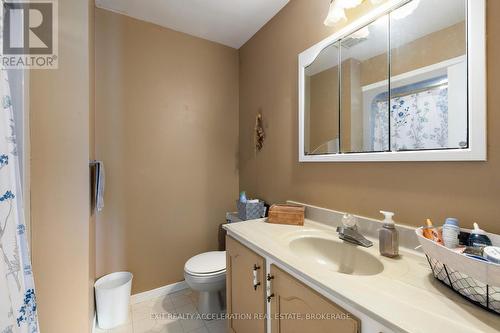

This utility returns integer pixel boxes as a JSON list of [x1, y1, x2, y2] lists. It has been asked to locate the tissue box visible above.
[[268, 204, 305, 226], [237, 200, 266, 220]]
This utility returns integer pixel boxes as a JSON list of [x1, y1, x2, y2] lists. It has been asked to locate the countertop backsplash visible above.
[[287, 201, 421, 251]]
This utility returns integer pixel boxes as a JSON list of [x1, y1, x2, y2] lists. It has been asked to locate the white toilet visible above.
[[184, 251, 226, 316]]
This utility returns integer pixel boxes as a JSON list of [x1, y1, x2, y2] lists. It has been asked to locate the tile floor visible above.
[[95, 289, 227, 333]]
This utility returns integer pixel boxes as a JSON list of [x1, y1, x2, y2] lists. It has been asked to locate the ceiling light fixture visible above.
[[324, 0, 417, 27], [323, 0, 366, 26], [324, 1, 347, 26]]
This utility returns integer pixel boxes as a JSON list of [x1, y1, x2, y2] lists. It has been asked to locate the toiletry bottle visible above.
[[239, 191, 247, 203], [442, 218, 460, 248], [422, 219, 443, 245], [423, 219, 434, 240], [379, 211, 399, 258], [468, 223, 492, 247]]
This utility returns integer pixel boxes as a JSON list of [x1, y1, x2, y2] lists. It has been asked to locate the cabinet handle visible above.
[[266, 274, 275, 302], [253, 264, 261, 290]]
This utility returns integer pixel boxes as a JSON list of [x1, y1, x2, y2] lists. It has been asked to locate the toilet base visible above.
[[197, 290, 225, 318], [184, 271, 226, 319]]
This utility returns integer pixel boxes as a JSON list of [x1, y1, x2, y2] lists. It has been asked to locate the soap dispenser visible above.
[[379, 211, 399, 258]]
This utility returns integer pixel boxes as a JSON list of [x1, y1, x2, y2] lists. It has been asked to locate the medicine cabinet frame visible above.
[[298, 0, 486, 162]]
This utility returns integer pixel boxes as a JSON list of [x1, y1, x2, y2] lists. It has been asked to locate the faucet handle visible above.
[[342, 214, 358, 228], [338, 226, 374, 248]]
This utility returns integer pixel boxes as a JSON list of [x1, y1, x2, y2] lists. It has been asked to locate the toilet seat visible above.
[[185, 269, 225, 278], [184, 251, 226, 277]]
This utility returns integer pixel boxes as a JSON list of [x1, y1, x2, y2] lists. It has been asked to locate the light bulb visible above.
[[324, 2, 347, 26], [370, 0, 385, 4]]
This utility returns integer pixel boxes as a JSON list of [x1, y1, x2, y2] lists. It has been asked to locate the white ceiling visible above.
[[95, 0, 290, 49]]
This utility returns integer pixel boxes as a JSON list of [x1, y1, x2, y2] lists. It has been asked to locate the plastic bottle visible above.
[[442, 218, 460, 248], [379, 211, 399, 258], [239, 191, 247, 203]]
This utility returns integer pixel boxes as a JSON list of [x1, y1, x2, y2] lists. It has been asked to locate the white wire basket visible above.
[[416, 227, 500, 315]]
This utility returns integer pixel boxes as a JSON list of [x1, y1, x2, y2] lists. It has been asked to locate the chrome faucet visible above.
[[337, 214, 373, 248]]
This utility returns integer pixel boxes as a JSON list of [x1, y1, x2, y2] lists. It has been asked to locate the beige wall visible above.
[[362, 21, 466, 86], [309, 67, 338, 151], [30, 0, 95, 332], [307, 59, 355, 153], [95, 9, 239, 293], [239, 0, 500, 234]]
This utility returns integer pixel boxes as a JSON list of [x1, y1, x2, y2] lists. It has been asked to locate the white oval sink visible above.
[[289, 236, 384, 276]]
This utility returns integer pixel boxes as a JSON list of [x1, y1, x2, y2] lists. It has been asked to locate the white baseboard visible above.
[[130, 280, 189, 304]]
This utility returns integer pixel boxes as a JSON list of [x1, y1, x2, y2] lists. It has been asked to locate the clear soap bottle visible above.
[[379, 211, 399, 258]]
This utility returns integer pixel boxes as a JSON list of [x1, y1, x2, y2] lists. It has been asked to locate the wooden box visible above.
[[267, 204, 305, 226]]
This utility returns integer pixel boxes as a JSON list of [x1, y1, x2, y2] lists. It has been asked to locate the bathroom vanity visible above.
[[223, 203, 500, 333], [226, 236, 360, 333]]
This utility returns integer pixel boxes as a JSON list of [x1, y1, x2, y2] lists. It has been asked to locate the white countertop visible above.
[[224, 219, 500, 333]]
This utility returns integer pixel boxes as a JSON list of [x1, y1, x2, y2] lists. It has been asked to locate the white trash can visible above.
[[95, 272, 133, 330]]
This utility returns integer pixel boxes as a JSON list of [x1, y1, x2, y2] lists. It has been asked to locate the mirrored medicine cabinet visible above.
[[298, 0, 486, 162]]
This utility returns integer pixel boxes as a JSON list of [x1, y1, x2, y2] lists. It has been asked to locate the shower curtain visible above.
[[0, 69, 39, 332], [373, 87, 449, 151]]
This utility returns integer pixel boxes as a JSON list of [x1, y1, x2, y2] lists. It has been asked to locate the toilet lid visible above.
[[185, 251, 226, 275]]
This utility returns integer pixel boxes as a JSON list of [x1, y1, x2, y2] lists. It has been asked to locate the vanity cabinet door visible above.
[[226, 236, 266, 333], [270, 265, 360, 333]]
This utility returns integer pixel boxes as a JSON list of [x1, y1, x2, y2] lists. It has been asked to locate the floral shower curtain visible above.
[[373, 87, 449, 151], [0, 69, 39, 332]]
